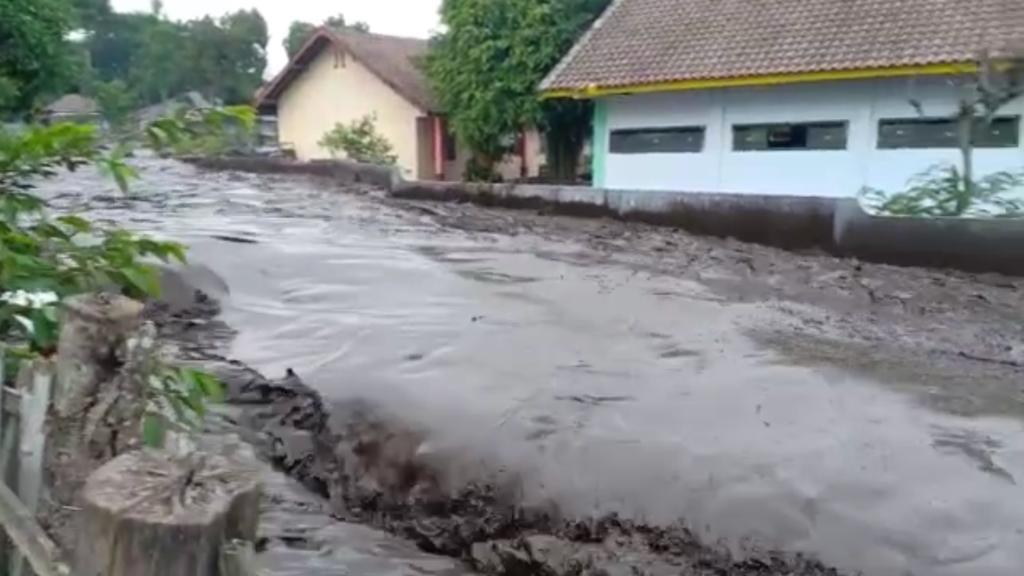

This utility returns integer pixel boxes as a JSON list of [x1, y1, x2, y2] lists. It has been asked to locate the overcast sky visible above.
[[111, 0, 442, 75]]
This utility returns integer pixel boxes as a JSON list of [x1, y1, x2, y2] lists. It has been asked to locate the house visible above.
[[256, 27, 545, 180], [541, 0, 1024, 197], [41, 94, 101, 125]]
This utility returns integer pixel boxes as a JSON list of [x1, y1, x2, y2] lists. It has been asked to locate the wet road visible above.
[[43, 160, 1024, 576]]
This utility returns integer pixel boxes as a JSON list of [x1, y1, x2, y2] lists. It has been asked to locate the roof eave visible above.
[[542, 62, 979, 100]]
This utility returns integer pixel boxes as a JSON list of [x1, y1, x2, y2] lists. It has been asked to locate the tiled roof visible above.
[[542, 0, 1024, 93], [258, 28, 437, 113]]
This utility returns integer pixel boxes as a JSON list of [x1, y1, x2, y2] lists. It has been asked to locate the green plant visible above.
[[318, 115, 398, 166], [0, 110, 245, 443], [861, 164, 1024, 217], [94, 79, 138, 130], [143, 365, 225, 448], [146, 104, 257, 156], [317, 113, 397, 165], [426, 0, 608, 180]]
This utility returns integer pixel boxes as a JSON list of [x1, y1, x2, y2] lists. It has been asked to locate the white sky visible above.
[[111, 0, 442, 75]]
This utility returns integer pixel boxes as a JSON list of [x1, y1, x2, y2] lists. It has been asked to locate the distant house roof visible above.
[[44, 94, 99, 116], [542, 0, 1024, 97], [137, 91, 213, 125], [257, 27, 438, 113]]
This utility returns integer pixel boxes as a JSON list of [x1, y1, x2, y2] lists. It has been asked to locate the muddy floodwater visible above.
[[41, 159, 1024, 576]]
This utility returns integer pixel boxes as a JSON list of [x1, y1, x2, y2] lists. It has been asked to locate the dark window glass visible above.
[[878, 117, 1020, 149], [972, 117, 1019, 148], [733, 122, 848, 151], [610, 127, 705, 154]]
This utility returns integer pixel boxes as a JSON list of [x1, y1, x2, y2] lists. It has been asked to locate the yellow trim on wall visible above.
[[542, 63, 977, 99]]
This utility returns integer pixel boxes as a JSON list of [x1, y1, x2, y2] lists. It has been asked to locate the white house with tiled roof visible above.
[[542, 0, 1024, 197], [258, 27, 546, 181]]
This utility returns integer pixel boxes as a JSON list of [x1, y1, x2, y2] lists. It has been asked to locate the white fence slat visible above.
[[11, 360, 54, 576]]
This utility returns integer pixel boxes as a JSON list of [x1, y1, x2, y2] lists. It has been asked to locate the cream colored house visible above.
[[257, 27, 544, 181]]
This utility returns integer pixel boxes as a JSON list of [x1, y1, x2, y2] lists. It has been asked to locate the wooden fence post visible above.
[[72, 450, 260, 576]]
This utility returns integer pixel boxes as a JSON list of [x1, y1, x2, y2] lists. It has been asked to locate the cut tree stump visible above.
[[72, 450, 260, 576], [45, 294, 156, 549]]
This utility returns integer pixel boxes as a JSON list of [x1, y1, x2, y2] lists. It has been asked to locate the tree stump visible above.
[[72, 450, 260, 576], [45, 294, 156, 548]]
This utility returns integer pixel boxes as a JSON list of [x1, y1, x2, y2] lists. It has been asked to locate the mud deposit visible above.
[[40, 159, 1024, 576]]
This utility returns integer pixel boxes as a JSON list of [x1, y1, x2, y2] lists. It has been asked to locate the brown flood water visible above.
[[41, 159, 1024, 576]]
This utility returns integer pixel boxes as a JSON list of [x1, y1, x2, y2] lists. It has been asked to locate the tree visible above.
[[864, 54, 1024, 217], [284, 21, 317, 58], [0, 0, 74, 114], [283, 15, 370, 59], [183, 10, 268, 104], [426, 0, 609, 181], [318, 115, 398, 165], [71, 0, 112, 30], [95, 79, 137, 128], [129, 18, 184, 103]]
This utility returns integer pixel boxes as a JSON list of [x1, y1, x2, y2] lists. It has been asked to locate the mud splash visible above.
[[151, 280, 841, 576]]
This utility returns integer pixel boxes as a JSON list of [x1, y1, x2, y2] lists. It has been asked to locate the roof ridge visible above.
[[328, 27, 429, 45]]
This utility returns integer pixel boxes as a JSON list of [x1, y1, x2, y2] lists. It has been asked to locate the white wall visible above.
[[602, 77, 1024, 197], [277, 46, 424, 178]]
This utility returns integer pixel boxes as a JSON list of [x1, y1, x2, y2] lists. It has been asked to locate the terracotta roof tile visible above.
[[542, 0, 1024, 92]]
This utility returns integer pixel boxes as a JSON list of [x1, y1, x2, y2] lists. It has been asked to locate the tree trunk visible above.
[[73, 450, 261, 576], [956, 105, 975, 216]]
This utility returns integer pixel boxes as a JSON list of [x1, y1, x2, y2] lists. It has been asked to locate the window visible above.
[[733, 122, 848, 151], [878, 117, 1020, 149], [610, 127, 705, 154]]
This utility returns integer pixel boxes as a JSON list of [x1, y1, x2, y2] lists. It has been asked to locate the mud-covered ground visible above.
[[397, 197, 1024, 420], [42, 160, 1024, 576]]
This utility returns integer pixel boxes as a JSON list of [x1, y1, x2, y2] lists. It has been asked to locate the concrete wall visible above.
[[183, 156, 399, 190], [597, 77, 1024, 197], [276, 46, 424, 179], [182, 156, 1024, 275]]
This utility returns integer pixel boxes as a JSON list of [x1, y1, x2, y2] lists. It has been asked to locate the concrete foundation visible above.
[[185, 157, 1024, 275]]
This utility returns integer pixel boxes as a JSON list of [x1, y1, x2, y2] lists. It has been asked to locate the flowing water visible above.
[[41, 159, 1024, 576]]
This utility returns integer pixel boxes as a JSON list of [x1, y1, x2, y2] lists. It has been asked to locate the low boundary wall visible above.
[[185, 157, 1024, 275], [182, 156, 399, 189]]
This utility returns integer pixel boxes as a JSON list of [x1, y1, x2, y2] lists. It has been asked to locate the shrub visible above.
[[861, 164, 1024, 218], [318, 114, 397, 166]]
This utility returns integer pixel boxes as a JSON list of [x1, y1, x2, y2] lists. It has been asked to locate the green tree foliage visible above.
[[284, 21, 318, 59], [0, 113, 243, 442], [0, 0, 74, 114], [70, 0, 112, 30], [318, 115, 398, 166], [283, 15, 370, 59], [81, 8, 268, 107], [95, 79, 137, 128], [426, 0, 609, 181], [184, 10, 269, 105]]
